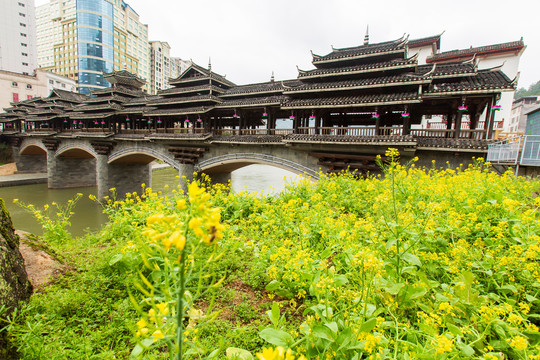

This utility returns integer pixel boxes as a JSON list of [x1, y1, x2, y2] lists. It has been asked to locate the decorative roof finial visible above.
[[271, 71, 275, 83], [208, 57, 212, 71], [364, 25, 369, 45]]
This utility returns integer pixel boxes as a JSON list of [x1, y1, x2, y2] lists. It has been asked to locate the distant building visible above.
[[36, 0, 149, 94], [149, 41, 190, 94], [0, 0, 37, 74], [510, 96, 538, 133], [0, 68, 76, 111], [525, 105, 540, 136]]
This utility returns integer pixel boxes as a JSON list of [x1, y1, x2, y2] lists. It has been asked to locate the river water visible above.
[[0, 165, 300, 237]]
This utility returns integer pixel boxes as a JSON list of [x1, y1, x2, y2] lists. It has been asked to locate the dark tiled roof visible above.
[[74, 103, 122, 112], [158, 84, 226, 96], [144, 106, 213, 117], [217, 95, 284, 108], [124, 95, 161, 106], [313, 36, 407, 64], [148, 94, 222, 106], [90, 85, 146, 97], [286, 75, 430, 94], [27, 108, 64, 115], [222, 80, 301, 97], [426, 40, 525, 62], [50, 89, 88, 103], [69, 112, 115, 120], [116, 106, 156, 114], [169, 62, 235, 87], [298, 58, 418, 80], [103, 70, 146, 89], [282, 92, 420, 109], [83, 95, 132, 104], [408, 34, 442, 49], [416, 62, 477, 78], [424, 70, 514, 95]]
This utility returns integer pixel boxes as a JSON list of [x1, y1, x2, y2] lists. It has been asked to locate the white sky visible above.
[[35, 0, 539, 89]]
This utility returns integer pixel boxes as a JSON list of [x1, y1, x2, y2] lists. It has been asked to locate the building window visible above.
[[21, 43, 27, 47], [49, 79, 54, 84], [11, 82, 18, 87], [18, 2, 25, 6], [20, 23, 26, 27], [27, 95, 33, 100], [22, 62, 28, 66], [12, 93, 19, 103], [19, 12, 26, 17], [61, 83, 66, 88], [26, 84, 32, 89], [21, 52, 28, 56], [20, 33, 26, 37]]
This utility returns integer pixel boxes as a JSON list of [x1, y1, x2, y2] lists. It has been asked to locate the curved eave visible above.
[[220, 89, 284, 98], [216, 101, 282, 109], [423, 87, 515, 97], [285, 79, 431, 94], [313, 49, 406, 65], [299, 63, 417, 80], [149, 97, 223, 106], [143, 107, 213, 117], [281, 98, 422, 110], [431, 72, 478, 79]]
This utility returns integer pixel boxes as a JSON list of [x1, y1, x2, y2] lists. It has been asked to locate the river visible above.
[[0, 165, 300, 237]]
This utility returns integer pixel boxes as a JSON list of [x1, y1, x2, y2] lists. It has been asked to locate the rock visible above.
[[0, 198, 32, 359]]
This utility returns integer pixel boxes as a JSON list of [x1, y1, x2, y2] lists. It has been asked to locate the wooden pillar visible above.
[[315, 111, 321, 135], [454, 111, 463, 139], [375, 115, 381, 136], [402, 114, 411, 136], [486, 99, 496, 140], [445, 112, 453, 138]]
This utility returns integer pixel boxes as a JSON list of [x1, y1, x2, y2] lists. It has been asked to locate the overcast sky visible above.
[[36, 0, 539, 89]]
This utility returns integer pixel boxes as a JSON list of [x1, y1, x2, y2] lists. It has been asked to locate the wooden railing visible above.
[[5, 126, 488, 140]]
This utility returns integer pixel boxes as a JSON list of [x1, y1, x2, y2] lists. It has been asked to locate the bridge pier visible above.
[[48, 151, 97, 189], [178, 164, 195, 194], [105, 163, 151, 198], [96, 155, 109, 200]]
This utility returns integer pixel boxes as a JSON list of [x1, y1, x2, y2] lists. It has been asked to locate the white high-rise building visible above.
[[149, 41, 191, 94], [36, 0, 150, 94], [0, 0, 37, 74]]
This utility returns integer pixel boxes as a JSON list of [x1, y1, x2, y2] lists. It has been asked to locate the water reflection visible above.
[[0, 165, 301, 237]]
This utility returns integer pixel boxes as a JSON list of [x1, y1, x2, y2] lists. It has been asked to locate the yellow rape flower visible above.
[[509, 335, 528, 350], [152, 330, 164, 342], [256, 347, 303, 360], [156, 303, 169, 316]]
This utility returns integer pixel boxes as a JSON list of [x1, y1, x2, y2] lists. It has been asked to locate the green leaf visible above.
[[457, 343, 475, 357], [359, 318, 377, 333], [446, 323, 463, 336], [525, 294, 538, 303], [406, 286, 427, 300], [259, 328, 293, 347], [312, 325, 336, 342], [109, 253, 123, 266], [226, 347, 254, 360], [499, 284, 518, 293], [325, 321, 338, 334], [265, 280, 280, 291], [401, 252, 422, 267], [334, 275, 348, 287], [266, 302, 280, 327], [384, 283, 404, 295]]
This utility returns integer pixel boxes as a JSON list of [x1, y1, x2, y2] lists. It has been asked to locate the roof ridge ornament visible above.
[[423, 63, 437, 77], [364, 25, 369, 45], [208, 57, 212, 71], [271, 71, 275, 83]]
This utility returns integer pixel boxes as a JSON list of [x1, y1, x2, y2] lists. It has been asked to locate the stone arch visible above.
[[196, 153, 320, 180], [56, 143, 98, 159], [16, 139, 48, 173], [108, 147, 180, 169]]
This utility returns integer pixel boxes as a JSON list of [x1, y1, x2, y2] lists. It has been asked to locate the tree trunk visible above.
[[0, 198, 32, 359]]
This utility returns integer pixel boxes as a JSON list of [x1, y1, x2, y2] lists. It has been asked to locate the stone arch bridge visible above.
[[9, 132, 488, 199]]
